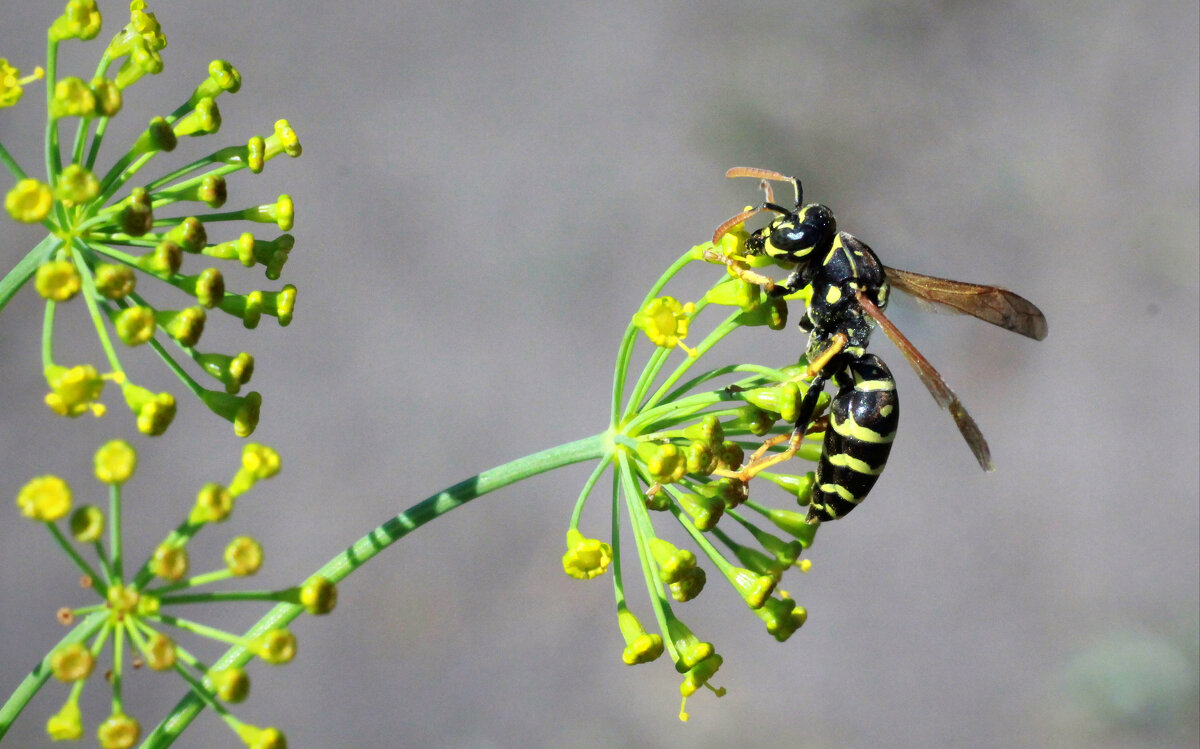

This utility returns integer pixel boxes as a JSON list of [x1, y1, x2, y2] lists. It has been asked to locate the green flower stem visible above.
[[147, 569, 234, 596], [44, 37, 61, 182], [168, 661, 234, 726], [144, 153, 237, 192], [142, 433, 607, 746], [94, 148, 156, 207], [152, 614, 245, 648], [610, 472, 629, 608], [623, 388, 733, 436], [81, 54, 114, 171], [93, 539, 114, 585], [109, 483, 124, 582], [610, 249, 696, 424], [158, 590, 294, 606], [112, 622, 126, 713], [660, 362, 793, 405], [46, 523, 106, 593], [622, 346, 670, 424], [569, 456, 612, 530], [79, 232, 159, 248], [69, 116, 91, 167], [0, 236, 62, 316], [618, 451, 678, 662], [145, 335, 207, 399], [165, 639, 207, 674], [0, 139, 28, 180], [638, 306, 739, 413], [41, 299, 56, 368], [666, 502, 743, 589], [0, 613, 107, 740], [130, 520, 202, 590], [71, 243, 125, 373], [84, 114, 109, 171]]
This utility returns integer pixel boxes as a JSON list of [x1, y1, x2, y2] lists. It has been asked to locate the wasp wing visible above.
[[884, 266, 1048, 341], [855, 289, 995, 472]]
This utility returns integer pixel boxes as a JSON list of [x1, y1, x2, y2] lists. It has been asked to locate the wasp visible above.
[[709, 167, 1047, 524]]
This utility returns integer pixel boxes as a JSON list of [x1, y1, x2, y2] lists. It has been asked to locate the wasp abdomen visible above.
[[808, 354, 898, 522]]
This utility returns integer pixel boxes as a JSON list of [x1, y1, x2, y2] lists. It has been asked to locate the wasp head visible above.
[[760, 204, 837, 264]]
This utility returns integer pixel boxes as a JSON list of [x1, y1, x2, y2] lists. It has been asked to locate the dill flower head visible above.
[[559, 222, 825, 720], [12, 439, 322, 747], [0, 0, 300, 438]]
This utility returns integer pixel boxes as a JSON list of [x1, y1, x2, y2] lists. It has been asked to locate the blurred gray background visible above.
[[1, 1, 1197, 747]]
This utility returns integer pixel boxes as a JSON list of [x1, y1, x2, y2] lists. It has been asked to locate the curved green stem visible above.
[[0, 235, 62, 317], [0, 612, 107, 740], [611, 249, 696, 425], [140, 433, 607, 747]]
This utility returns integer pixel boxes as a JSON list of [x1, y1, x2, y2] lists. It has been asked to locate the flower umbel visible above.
[[0, 2, 301, 438], [11, 440, 321, 747], [560, 225, 826, 719]]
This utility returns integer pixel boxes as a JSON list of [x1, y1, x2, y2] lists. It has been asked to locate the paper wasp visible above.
[[709, 167, 1047, 523]]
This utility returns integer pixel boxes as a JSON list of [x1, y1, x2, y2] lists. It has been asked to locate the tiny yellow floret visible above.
[[150, 544, 188, 581], [49, 0, 102, 41], [17, 475, 72, 522], [114, 305, 156, 345], [561, 529, 613, 580], [70, 505, 105, 542], [45, 363, 106, 417], [50, 643, 94, 682], [94, 439, 137, 484], [1, 59, 45, 107], [96, 712, 140, 749], [145, 633, 177, 670], [5, 179, 53, 222], [208, 667, 250, 703], [46, 700, 83, 740], [50, 76, 96, 118], [253, 629, 297, 664], [55, 164, 100, 205], [224, 536, 263, 576], [35, 260, 83, 301], [189, 482, 233, 523], [299, 576, 338, 615], [236, 723, 288, 749], [632, 296, 697, 356]]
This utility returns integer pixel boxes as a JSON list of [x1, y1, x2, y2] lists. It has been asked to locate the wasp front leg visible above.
[[716, 336, 848, 483]]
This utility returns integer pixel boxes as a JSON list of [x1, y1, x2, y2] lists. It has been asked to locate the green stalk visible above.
[[0, 612, 107, 740], [0, 236, 63, 317], [140, 433, 607, 746]]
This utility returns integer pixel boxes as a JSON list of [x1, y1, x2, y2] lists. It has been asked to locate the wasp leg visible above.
[[716, 339, 846, 483], [702, 248, 780, 293], [726, 367, 833, 481], [805, 333, 848, 378]]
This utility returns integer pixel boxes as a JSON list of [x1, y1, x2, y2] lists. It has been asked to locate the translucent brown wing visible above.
[[884, 266, 1048, 341], [855, 289, 995, 472]]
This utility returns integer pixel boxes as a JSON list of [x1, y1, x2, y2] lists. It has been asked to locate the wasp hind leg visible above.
[[714, 334, 848, 483]]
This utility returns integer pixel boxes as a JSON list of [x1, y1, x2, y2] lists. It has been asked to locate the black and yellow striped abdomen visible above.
[[808, 354, 898, 522]]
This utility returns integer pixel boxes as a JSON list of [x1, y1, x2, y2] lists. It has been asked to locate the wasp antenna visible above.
[[759, 178, 775, 205], [712, 206, 763, 243], [726, 167, 803, 209], [726, 166, 791, 182]]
